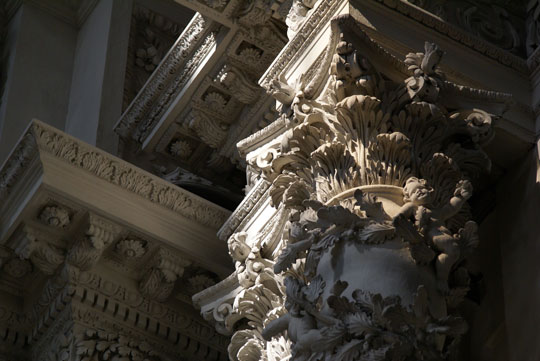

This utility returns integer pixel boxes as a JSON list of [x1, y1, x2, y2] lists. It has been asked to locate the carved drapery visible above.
[[218, 13, 507, 361]]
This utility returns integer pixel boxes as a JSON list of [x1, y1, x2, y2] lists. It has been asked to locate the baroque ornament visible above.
[[20, 119, 230, 230], [169, 139, 193, 159], [39, 205, 70, 228], [224, 15, 507, 361], [116, 238, 147, 259]]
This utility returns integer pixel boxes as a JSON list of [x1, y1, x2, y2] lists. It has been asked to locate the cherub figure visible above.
[[262, 295, 320, 355], [393, 177, 473, 292], [262, 278, 339, 357]]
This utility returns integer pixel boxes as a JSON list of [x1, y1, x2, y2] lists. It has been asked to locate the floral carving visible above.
[[203, 0, 228, 10], [204, 92, 228, 112], [39, 205, 70, 228], [238, 47, 263, 66], [286, 0, 317, 39], [116, 238, 147, 259], [14, 119, 230, 230], [256, 18, 502, 360], [123, 5, 184, 109], [14, 226, 65, 275], [219, 228, 291, 361], [169, 139, 193, 159]]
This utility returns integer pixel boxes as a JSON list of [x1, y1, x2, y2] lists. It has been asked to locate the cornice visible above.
[[259, 0, 344, 90], [252, 11, 514, 156], [114, 13, 217, 143], [0, 120, 230, 232], [217, 179, 271, 242], [236, 113, 289, 157]]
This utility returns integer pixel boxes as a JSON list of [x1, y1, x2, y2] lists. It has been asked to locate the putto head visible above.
[[403, 177, 433, 205]]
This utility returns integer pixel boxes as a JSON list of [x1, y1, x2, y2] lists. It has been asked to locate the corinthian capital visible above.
[[257, 16, 508, 361]]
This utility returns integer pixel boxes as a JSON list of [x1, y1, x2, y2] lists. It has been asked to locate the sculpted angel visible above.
[[262, 277, 342, 359], [393, 177, 473, 292]]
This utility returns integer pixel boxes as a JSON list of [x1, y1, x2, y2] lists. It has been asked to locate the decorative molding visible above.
[[404, 0, 525, 57], [75, 329, 168, 361], [0, 119, 231, 230], [122, 4, 187, 111], [217, 179, 271, 241], [115, 14, 216, 142], [27, 267, 230, 361]]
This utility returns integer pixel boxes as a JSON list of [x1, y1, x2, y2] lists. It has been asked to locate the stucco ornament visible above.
[[256, 17, 502, 361]]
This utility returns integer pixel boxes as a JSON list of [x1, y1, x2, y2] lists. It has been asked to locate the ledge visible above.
[[0, 119, 233, 276]]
